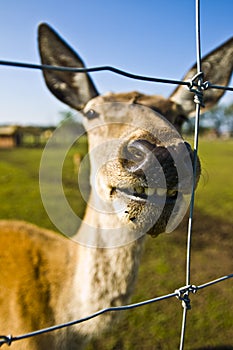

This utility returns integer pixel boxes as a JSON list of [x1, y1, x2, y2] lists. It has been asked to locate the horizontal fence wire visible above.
[[0, 274, 232, 347], [0, 59, 233, 92], [0, 0, 232, 348]]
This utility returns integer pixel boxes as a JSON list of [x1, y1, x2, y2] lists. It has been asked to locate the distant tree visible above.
[[223, 102, 233, 136], [56, 109, 85, 144], [224, 102, 233, 116], [59, 110, 77, 124], [203, 105, 224, 137], [182, 102, 233, 137]]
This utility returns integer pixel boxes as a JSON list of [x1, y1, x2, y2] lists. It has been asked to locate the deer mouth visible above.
[[110, 184, 190, 236], [113, 186, 178, 204]]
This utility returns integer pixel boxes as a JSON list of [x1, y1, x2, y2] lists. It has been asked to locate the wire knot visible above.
[[0, 335, 12, 347], [175, 285, 197, 310], [188, 72, 209, 108], [193, 90, 204, 107]]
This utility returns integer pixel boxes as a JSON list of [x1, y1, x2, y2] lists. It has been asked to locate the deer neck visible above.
[[68, 189, 145, 335]]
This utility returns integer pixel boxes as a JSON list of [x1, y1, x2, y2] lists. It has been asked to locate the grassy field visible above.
[[0, 138, 232, 349], [195, 139, 233, 224]]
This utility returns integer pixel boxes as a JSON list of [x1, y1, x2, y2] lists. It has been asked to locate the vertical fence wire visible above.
[[179, 1, 203, 349]]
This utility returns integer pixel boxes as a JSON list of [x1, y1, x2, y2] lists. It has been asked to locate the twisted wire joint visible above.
[[188, 72, 209, 108], [0, 335, 12, 347]]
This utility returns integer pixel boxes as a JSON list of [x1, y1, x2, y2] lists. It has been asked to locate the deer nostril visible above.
[[123, 139, 155, 174], [127, 141, 147, 162]]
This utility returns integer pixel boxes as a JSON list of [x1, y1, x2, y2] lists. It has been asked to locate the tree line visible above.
[[183, 102, 233, 137]]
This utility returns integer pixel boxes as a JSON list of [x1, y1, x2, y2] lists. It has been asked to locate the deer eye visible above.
[[85, 109, 99, 120]]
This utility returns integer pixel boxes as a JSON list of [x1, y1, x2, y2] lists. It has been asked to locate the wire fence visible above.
[[0, 57, 233, 93], [0, 274, 232, 348], [0, 0, 232, 349]]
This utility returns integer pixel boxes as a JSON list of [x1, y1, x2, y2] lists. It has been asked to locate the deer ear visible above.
[[38, 23, 99, 110], [170, 37, 233, 116]]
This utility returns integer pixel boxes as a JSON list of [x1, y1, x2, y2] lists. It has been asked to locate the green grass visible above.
[[0, 138, 232, 349], [195, 139, 233, 223], [0, 137, 89, 231]]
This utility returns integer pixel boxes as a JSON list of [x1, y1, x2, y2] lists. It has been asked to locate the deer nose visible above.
[[122, 139, 195, 190], [123, 139, 159, 175], [122, 139, 199, 192]]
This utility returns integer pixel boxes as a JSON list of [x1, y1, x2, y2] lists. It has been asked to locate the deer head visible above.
[[38, 24, 233, 247]]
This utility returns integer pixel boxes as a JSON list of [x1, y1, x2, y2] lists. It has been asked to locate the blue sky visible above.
[[0, 0, 233, 126]]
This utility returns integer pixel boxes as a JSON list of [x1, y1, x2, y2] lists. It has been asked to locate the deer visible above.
[[0, 23, 232, 350]]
